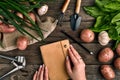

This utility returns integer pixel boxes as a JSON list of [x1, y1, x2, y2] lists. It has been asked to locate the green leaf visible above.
[[95, 0, 114, 12], [117, 0, 120, 2], [104, 2, 120, 11], [90, 23, 111, 32], [94, 16, 103, 27], [84, 6, 105, 18], [113, 40, 120, 50], [111, 12, 120, 23], [108, 28, 119, 40], [116, 26, 120, 34], [116, 21, 120, 26]]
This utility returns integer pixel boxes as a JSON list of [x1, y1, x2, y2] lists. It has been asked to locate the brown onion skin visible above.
[[0, 23, 16, 33], [114, 57, 120, 70], [116, 43, 120, 56], [101, 65, 115, 80], [17, 36, 29, 50], [80, 29, 95, 43], [98, 47, 114, 63]]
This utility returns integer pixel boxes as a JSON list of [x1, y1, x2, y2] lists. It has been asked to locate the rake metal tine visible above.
[[57, 13, 64, 26], [0, 55, 17, 61], [0, 67, 19, 80]]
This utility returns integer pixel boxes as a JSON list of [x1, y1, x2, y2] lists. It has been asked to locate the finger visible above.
[[66, 56, 72, 75], [70, 45, 81, 58], [44, 66, 49, 80], [68, 48, 78, 65], [33, 71, 37, 80], [40, 64, 45, 80], [70, 45, 83, 62], [37, 65, 42, 80]]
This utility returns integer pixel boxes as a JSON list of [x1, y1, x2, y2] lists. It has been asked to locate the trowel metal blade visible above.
[[70, 14, 81, 31], [75, 16, 81, 30]]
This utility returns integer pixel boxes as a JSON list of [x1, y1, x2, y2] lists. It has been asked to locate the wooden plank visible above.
[[0, 0, 118, 80], [0, 42, 113, 65], [40, 0, 95, 21], [0, 64, 120, 80]]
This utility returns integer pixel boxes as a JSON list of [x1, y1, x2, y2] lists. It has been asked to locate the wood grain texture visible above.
[[0, 0, 119, 80]]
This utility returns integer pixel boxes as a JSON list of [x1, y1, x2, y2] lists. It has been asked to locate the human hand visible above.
[[33, 65, 49, 80], [66, 45, 86, 80]]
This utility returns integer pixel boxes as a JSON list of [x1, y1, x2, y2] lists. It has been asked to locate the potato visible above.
[[116, 43, 120, 56], [114, 57, 120, 70], [101, 65, 115, 80], [0, 23, 16, 33], [80, 29, 95, 43], [17, 36, 29, 50], [98, 47, 114, 63]]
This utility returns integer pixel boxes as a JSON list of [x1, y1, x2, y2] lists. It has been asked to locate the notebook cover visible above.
[[40, 39, 70, 80]]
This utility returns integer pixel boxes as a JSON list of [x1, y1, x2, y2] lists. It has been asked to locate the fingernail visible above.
[[40, 65, 42, 67], [36, 71, 38, 74], [42, 64, 45, 67], [66, 56, 69, 60], [40, 65, 42, 68]]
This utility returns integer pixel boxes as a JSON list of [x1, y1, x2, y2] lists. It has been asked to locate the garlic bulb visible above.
[[38, 4, 48, 16], [98, 31, 111, 46]]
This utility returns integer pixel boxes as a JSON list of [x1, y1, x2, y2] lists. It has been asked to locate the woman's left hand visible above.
[[33, 64, 49, 80]]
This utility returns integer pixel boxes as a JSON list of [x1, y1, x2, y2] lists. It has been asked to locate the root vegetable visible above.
[[98, 47, 114, 63], [80, 29, 95, 43], [26, 12, 36, 26], [17, 36, 29, 50], [101, 65, 115, 80], [28, 12, 36, 22], [38, 4, 48, 16], [116, 43, 120, 56], [98, 31, 110, 46], [114, 57, 120, 70], [16, 12, 24, 19], [0, 23, 16, 33]]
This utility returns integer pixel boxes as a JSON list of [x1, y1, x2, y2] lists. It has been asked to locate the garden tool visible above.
[[58, 0, 70, 26], [70, 0, 82, 31], [0, 55, 26, 80]]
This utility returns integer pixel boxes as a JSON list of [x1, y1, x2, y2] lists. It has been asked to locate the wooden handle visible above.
[[61, 0, 70, 13], [75, 0, 81, 14]]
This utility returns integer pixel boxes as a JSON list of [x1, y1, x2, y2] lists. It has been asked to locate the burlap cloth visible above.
[[0, 16, 58, 51]]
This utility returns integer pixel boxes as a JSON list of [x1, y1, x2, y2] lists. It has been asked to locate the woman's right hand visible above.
[[66, 45, 86, 80]]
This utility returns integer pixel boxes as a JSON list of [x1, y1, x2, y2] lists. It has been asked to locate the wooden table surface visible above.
[[0, 0, 120, 80]]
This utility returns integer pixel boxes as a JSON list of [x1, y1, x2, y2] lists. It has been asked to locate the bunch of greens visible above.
[[84, 0, 120, 48], [0, 0, 52, 41]]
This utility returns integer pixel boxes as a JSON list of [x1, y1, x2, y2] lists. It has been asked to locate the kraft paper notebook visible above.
[[40, 39, 70, 80]]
